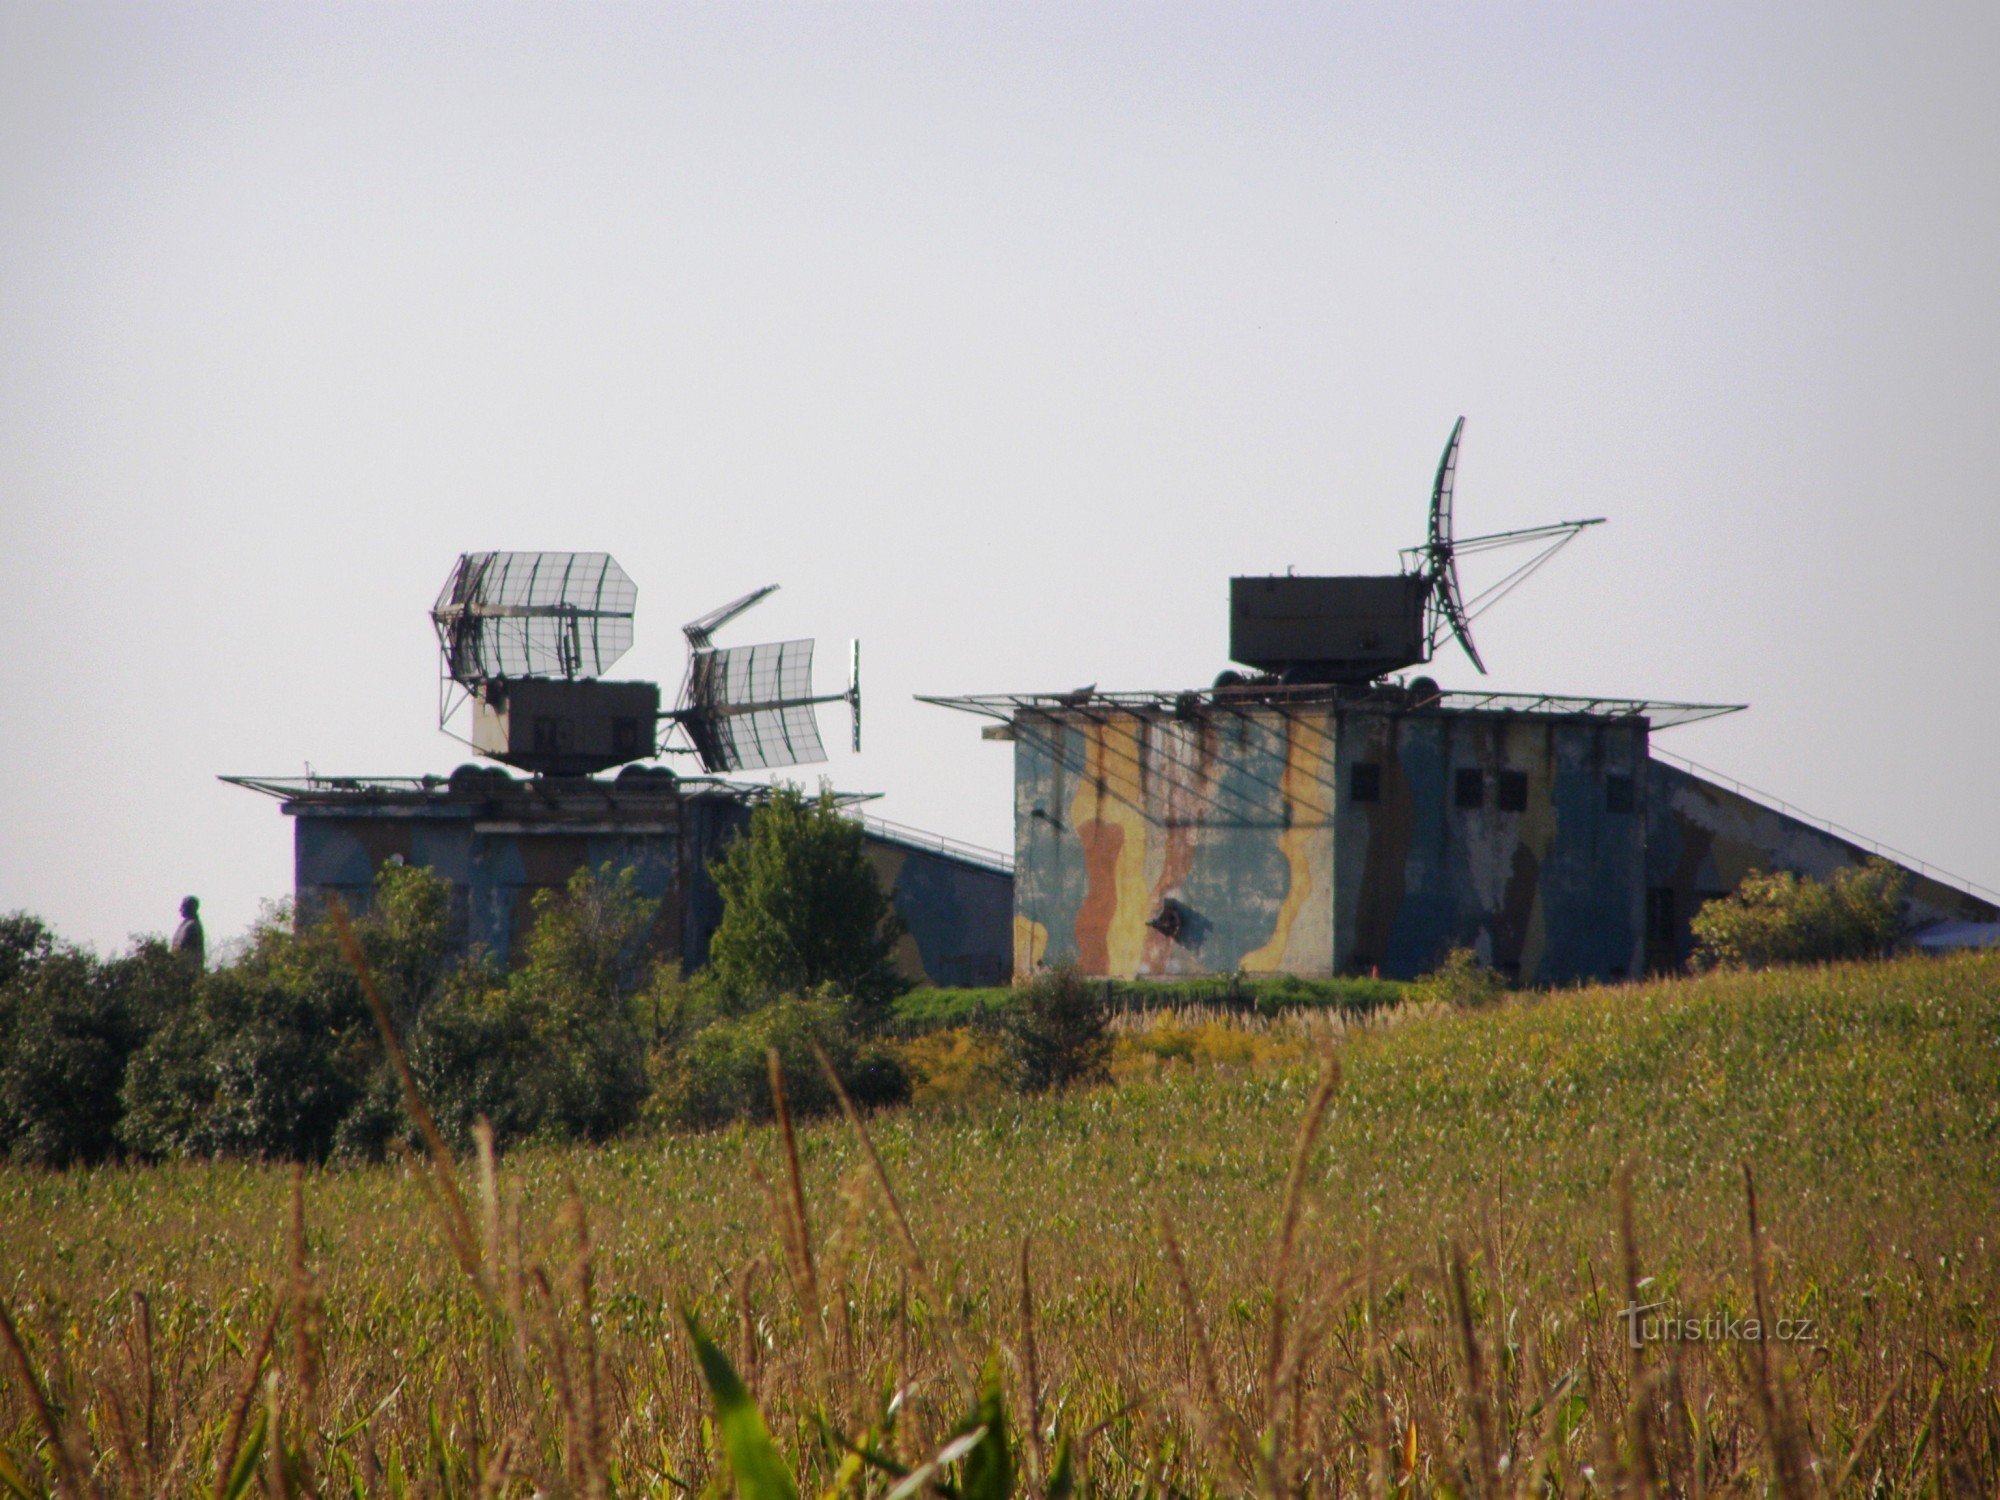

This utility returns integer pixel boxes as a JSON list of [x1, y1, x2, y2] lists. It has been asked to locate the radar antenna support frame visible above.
[[1401, 417, 1604, 675], [658, 585, 863, 773]]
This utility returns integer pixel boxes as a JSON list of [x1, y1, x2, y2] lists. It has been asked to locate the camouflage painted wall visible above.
[[862, 838, 1013, 988], [285, 784, 1010, 986], [1334, 713, 1646, 983], [1009, 704, 1647, 984], [1643, 760, 2000, 968], [1011, 706, 1339, 978]]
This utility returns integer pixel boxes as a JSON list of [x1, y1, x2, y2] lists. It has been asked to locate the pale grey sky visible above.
[[3, 3, 1996, 954]]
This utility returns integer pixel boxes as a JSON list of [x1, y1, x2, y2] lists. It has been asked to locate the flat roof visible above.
[[220, 769, 877, 814], [918, 687, 1745, 731]]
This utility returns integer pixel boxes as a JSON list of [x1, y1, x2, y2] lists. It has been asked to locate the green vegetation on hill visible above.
[[890, 969, 1407, 1033], [1, 951, 1995, 1495]]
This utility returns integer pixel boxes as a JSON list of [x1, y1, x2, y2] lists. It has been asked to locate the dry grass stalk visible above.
[[326, 899, 486, 1291], [1741, 1163, 1808, 1500], [0, 1294, 95, 1500], [1614, 1163, 1661, 1500], [209, 1302, 278, 1500], [1449, 1248, 1500, 1500], [1160, 1212, 1256, 1484], [765, 1049, 829, 1384], [1017, 1234, 1048, 1486], [811, 1039, 973, 1392]]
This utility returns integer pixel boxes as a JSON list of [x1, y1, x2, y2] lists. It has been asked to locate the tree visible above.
[[121, 865, 460, 1161], [705, 784, 906, 1019], [0, 931, 193, 1167], [487, 862, 654, 1141], [1690, 859, 1907, 972]]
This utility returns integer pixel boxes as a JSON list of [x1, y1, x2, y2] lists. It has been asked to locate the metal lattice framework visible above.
[[432, 552, 636, 683], [1401, 417, 1605, 675], [664, 588, 862, 774], [918, 688, 1745, 731], [679, 638, 829, 772]]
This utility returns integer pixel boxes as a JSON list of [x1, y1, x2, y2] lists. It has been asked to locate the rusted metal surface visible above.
[[1003, 700, 1648, 984]]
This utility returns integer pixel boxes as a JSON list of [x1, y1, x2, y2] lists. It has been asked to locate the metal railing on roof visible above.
[[849, 813, 1014, 876]]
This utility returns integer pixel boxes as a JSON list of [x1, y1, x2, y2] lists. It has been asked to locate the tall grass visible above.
[[2, 950, 1997, 1495]]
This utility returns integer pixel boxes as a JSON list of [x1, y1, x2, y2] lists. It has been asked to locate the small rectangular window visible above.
[[1606, 773, 1635, 814], [1496, 769, 1529, 812], [1454, 768, 1485, 809], [1350, 762, 1382, 804]]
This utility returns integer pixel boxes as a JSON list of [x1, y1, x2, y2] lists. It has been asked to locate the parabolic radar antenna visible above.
[[431, 552, 859, 778], [1227, 418, 1604, 685]]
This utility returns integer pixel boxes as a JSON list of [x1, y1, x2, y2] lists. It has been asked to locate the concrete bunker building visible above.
[[925, 420, 1998, 982], [228, 552, 1013, 986]]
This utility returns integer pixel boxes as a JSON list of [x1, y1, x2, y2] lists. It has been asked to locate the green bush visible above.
[[1690, 860, 1907, 972], [1, 952, 139, 1166], [0, 929, 193, 1167], [706, 784, 907, 1021], [1001, 964, 1113, 1093], [649, 986, 909, 1130], [121, 862, 662, 1161], [1409, 947, 1508, 1009], [348, 863, 657, 1154]]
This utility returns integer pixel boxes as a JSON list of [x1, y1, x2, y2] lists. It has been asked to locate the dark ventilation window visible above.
[[1454, 768, 1485, 809], [1350, 762, 1382, 804], [1606, 773, 1635, 814], [612, 717, 641, 756], [533, 715, 574, 754], [1496, 769, 1529, 812]]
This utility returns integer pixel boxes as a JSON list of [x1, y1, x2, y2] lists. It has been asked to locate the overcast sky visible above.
[[3, 2, 1995, 955]]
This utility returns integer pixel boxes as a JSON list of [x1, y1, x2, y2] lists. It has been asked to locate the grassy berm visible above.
[[2, 952, 1996, 1497]]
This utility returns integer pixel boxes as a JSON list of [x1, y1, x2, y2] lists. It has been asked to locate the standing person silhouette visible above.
[[170, 895, 205, 970]]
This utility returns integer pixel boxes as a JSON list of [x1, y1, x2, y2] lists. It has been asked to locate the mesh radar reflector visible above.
[[1228, 417, 1604, 685], [668, 586, 862, 774], [430, 556, 861, 779], [431, 551, 656, 777]]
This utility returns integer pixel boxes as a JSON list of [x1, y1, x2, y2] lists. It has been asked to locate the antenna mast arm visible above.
[[682, 584, 780, 650]]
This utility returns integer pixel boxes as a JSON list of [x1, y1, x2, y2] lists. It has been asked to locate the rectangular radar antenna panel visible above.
[[668, 585, 862, 774]]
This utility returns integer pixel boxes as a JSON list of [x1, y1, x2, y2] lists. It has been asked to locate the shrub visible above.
[[897, 1026, 1010, 1104], [0, 932, 193, 1167], [1001, 964, 1113, 1093], [357, 864, 658, 1154], [1690, 860, 1907, 972], [120, 961, 370, 1162], [649, 987, 909, 1130], [1, 951, 137, 1166], [706, 784, 907, 1021], [1408, 947, 1508, 1008]]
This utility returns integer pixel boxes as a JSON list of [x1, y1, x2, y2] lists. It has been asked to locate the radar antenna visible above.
[[663, 585, 862, 773], [1402, 417, 1603, 675]]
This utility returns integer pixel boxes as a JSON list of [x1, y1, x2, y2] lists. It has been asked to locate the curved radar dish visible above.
[[1423, 416, 1486, 675], [432, 551, 636, 683]]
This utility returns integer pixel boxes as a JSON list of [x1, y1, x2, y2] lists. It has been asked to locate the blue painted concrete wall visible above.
[[282, 778, 1011, 985]]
